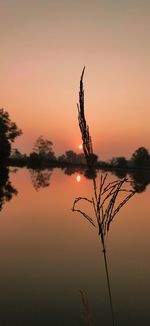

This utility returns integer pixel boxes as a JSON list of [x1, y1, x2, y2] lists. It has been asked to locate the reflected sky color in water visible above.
[[0, 168, 149, 325]]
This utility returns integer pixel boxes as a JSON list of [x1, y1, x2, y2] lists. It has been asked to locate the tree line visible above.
[[0, 108, 150, 169]]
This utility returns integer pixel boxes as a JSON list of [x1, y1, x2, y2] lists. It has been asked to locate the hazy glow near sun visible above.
[[76, 175, 81, 182], [78, 144, 83, 149]]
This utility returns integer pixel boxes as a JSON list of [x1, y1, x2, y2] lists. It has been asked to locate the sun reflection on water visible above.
[[76, 175, 81, 183]]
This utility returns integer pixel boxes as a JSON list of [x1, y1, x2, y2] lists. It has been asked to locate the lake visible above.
[[0, 167, 150, 325]]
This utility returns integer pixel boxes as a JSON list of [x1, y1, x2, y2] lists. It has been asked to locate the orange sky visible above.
[[0, 0, 150, 160]]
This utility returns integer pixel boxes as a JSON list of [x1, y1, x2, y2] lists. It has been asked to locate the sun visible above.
[[78, 144, 83, 150]]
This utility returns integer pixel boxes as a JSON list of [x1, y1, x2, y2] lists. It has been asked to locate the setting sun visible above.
[[78, 144, 83, 150]]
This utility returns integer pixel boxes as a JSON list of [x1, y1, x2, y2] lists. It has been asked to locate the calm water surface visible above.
[[0, 167, 150, 325]]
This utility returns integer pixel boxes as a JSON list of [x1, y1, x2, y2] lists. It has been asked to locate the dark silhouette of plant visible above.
[[9, 148, 27, 166], [65, 150, 78, 163], [0, 108, 22, 162], [28, 137, 56, 167], [73, 68, 135, 239], [131, 147, 150, 167], [72, 68, 136, 326], [111, 156, 127, 168], [32, 136, 56, 160], [28, 152, 42, 166], [77, 68, 94, 166], [58, 151, 86, 165]]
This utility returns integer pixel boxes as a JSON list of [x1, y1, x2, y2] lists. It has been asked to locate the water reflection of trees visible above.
[[63, 166, 84, 176], [113, 169, 150, 193], [29, 168, 53, 191], [0, 166, 17, 211], [130, 170, 150, 193], [63, 164, 150, 193], [63, 165, 97, 180]]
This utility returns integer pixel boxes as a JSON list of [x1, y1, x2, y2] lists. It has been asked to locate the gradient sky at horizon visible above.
[[0, 0, 150, 160]]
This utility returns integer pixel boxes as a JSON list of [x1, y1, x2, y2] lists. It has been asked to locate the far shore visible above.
[[6, 159, 150, 172]]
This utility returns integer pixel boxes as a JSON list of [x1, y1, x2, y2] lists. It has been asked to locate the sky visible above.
[[0, 0, 150, 160]]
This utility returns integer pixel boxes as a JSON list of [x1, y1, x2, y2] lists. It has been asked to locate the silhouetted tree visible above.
[[28, 137, 56, 166], [0, 108, 22, 162], [131, 147, 150, 167], [65, 150, 78, 163], [9, 148, 27, 166], [33, 136, 56, 160], [59, 151, 86, 164], [11, 148, 22, 159], [111, 157, 127, 168], [57, 154, 66, 163], [28, 152, 40, 166]]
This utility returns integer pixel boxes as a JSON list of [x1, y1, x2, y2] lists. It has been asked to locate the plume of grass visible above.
[[77, 67, 94, 168], [73, 67, 136, 243]]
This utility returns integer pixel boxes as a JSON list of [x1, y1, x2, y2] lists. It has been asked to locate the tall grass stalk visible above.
[[73, 68, 136, 326]]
